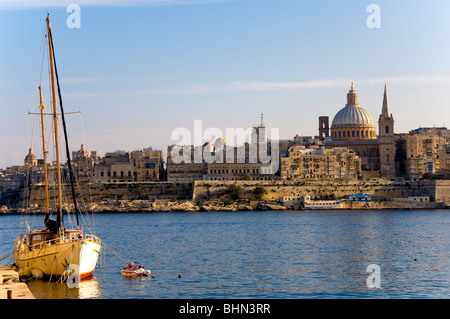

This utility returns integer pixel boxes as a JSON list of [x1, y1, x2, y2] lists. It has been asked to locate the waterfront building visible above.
[[348, 194, 372, 202], [167, 142, 275, 182], [92, 148, 164, 183], [280, 145, 361, 180], [395, 128, 450, 179], [72, 144, 98, 183], [166, 116, 276, 182], [131, 148, 165, 181]]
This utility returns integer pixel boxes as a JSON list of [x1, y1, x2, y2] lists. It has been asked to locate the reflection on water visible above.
[[27, 277, 101, 299]]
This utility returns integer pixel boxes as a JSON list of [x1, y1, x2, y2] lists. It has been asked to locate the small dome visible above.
[[25, 148, 37, 160], [24, 148, 38, 166]]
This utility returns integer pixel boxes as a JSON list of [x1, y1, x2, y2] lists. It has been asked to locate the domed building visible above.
[[320, 83, 396, 177], [330, 83, 377, 141], [24, 148, 38, 167]]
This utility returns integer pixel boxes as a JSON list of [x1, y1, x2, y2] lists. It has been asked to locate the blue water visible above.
[[1, 210, 450, 299]]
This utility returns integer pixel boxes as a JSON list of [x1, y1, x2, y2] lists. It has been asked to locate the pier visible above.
[[0, 265, 34, 299]]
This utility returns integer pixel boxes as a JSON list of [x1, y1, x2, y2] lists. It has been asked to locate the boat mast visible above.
[[38, 86, 50, 216], [46, 14, 64, 233], [47, 15, 81, 229]]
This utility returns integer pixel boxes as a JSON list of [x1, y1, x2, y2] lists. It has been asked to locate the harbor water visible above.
[[1, 210, 449, 299]]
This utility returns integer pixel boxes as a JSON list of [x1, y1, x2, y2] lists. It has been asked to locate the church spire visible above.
[[382, 82, 391, 117]]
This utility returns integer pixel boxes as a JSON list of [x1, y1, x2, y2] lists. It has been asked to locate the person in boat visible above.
[[124, 262, 135, 270]]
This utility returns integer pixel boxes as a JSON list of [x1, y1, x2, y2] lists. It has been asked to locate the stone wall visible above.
[[2, 179, 449, 211], [419, 180, 450, 203], [192, 179, 430, 202], [27, 182, 194, 209]]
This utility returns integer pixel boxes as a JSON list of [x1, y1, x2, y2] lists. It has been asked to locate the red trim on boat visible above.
[[80, 270, 94, 280]]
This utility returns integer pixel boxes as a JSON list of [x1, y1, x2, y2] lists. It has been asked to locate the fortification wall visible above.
[[27, 182, 194, 208], [192, 179, 426, 202]]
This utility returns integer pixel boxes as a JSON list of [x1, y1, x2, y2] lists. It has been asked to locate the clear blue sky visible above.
[[1, 0, 449, 167]]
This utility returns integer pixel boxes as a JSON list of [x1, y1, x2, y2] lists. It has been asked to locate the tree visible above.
[[226, 184, 243, 200], [253, 186, 267, 200]]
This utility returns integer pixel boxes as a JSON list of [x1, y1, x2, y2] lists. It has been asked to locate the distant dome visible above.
[[25, 148, 37, 160], [330, 83, 376, 140], [24, 148, 38, 166]]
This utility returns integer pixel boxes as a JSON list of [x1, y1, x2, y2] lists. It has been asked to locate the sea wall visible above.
[[25, 182, 194, 209], [1, 179, 448, 212], [192, 179, 427, 202], [418, 180, 450, 202]]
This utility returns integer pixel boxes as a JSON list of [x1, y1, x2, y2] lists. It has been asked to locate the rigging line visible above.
[[0, 251, 14, 262], [48, 26, 80, 228], [102, 242, 130, 265]]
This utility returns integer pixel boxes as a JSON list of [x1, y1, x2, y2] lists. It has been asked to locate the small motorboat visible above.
[[120, 262, 151, 277]]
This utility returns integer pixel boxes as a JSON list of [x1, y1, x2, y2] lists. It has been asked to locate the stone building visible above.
[[396, 128, 450, 179], [92, 148, 164, 183], [131, 148, 165, 181], [321, 83, 396, 178], [166, 116, 275, 182], [72, 144, 98, 183], [280, 145, 361, 180]]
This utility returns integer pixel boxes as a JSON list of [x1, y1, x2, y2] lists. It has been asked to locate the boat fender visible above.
[[31, 268, 44, 279], [24, 266, 32, 278]]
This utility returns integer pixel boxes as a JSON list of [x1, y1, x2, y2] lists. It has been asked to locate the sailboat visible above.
[[13, 14, 101, 282]]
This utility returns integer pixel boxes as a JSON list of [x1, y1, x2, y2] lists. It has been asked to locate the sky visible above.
[[0, 0, 449, 168]]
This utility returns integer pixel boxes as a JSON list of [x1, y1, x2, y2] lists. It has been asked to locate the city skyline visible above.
[[1, 0, 449, 168]]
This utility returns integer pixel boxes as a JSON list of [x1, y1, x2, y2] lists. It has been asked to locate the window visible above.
[[385, 125, 389, 134]]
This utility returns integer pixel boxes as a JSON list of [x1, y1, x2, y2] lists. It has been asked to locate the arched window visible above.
[[385, 125, 389, 134]]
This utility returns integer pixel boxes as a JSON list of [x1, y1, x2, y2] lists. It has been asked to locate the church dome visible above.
[[331, 104, 375, 128], [330, 83, 377, 140], [24, 148, 38, 166]]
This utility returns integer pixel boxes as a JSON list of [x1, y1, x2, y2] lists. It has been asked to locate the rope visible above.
[[0, 251, 14, 263], [102, 243, 130, 265]]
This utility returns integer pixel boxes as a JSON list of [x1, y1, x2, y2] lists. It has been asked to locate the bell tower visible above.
[[378, 83, 396, 178], [319, 116, 329, 140]]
